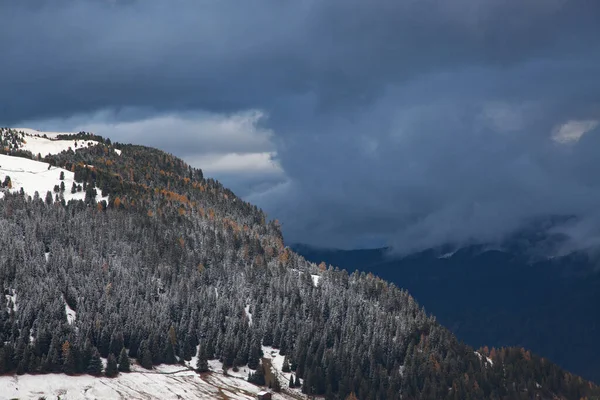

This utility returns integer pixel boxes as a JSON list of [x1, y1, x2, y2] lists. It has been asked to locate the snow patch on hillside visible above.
[[22, 134, 100, 157], [65, 300, 77, 325], [7, 127, 102, 157], [245, 304, 253, 326], [311, 274, 321, 287], [184, 354, 250, 381], [0, 154, 108, 203], [186, 346, 200, 370], [184, 351, 302, 399], [262, 346, 303, 396], [474, 351, 494, 367], [0, 364, 299, 400], [208, 359, 224, 373], [4, 288, 17, 312]]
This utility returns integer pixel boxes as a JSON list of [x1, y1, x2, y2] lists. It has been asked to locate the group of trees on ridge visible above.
[[0, 131, 598, 399]]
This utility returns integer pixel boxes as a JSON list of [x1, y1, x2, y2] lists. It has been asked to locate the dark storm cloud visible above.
[[3, 0, 600, 251], [3, 0, 598, 121]]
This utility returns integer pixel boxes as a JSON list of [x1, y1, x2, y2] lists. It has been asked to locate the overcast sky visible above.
[[2, 1, 600, 252]]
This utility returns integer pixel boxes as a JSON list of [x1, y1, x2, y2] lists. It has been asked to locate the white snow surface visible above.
[[245, 304, 253, 326], [22, 135, 100, 157], [65, 300, 77, 325], [474, 351, 494, 367], [9, 128, 102, 157], [0, 154, 108, 203], [1, 363, 300, 400], [185, 352, 259, 381], [5, 289, 17, 312], [311, 274, 321, 287]]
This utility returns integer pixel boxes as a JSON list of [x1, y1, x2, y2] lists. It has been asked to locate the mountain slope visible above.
[[293, 243, 600, 384], [0, 128, 598, 399]]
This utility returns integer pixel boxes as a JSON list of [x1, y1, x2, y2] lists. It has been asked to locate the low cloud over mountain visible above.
[[4, 0, 600, 252]]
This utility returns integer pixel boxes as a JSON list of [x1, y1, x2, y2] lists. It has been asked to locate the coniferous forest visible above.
[[1, 134, 599, 399]]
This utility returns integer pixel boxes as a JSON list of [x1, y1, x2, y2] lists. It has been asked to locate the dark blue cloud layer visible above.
[[3, 1, 600, 251]]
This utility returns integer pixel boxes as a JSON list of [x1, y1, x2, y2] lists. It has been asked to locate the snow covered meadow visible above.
[[1, 353, 303, 400], [0, 128, 112, 203]]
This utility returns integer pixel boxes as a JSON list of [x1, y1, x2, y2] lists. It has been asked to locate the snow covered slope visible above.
[[0, 127, 111, 202], [6, 127, 102, 157], [21, 134, 100, 156], [0, 363, 302, 400], [0, 154, 107, 203]]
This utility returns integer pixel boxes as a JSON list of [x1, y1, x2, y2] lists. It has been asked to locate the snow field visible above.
[[0, 358, 305, 400], [0, 154, 108, 204], [21, 134, 101, 157]]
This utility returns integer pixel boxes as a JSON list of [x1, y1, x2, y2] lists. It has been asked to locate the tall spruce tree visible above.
[[118, 348, 130, 372], [87, 348, 103, 376], [138, 341, 153, 370], [196, 344, 209, 373], [248, 360, 266, 386], [105, 354, 118, 377]]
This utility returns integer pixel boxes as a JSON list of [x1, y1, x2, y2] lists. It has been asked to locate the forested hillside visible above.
[[1, 131, 599, 399], [294, 241, 600, 384]]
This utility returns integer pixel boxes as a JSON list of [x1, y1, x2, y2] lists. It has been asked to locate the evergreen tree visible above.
[[87, 348, 103, 376], [272, 375, 282, 392], [99, 327, 111, 357], [85, 184, 97, 205], [105, 354, 118, 377], [16, 358, 26, 375], [118, 348, 131, 372], [2, 175, 11, 188], [62, 341, 76, 375], [248, 360, 266, 386], [282, 356, 290, 373], [45, 190, 53, 205], [247, 335, 262, 370], [182, 333, 196, 361], [109, 331, 124, 357], [138, 340, 153, 370], [164, 340, 177, 364], [196, 344, 209, 373]]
